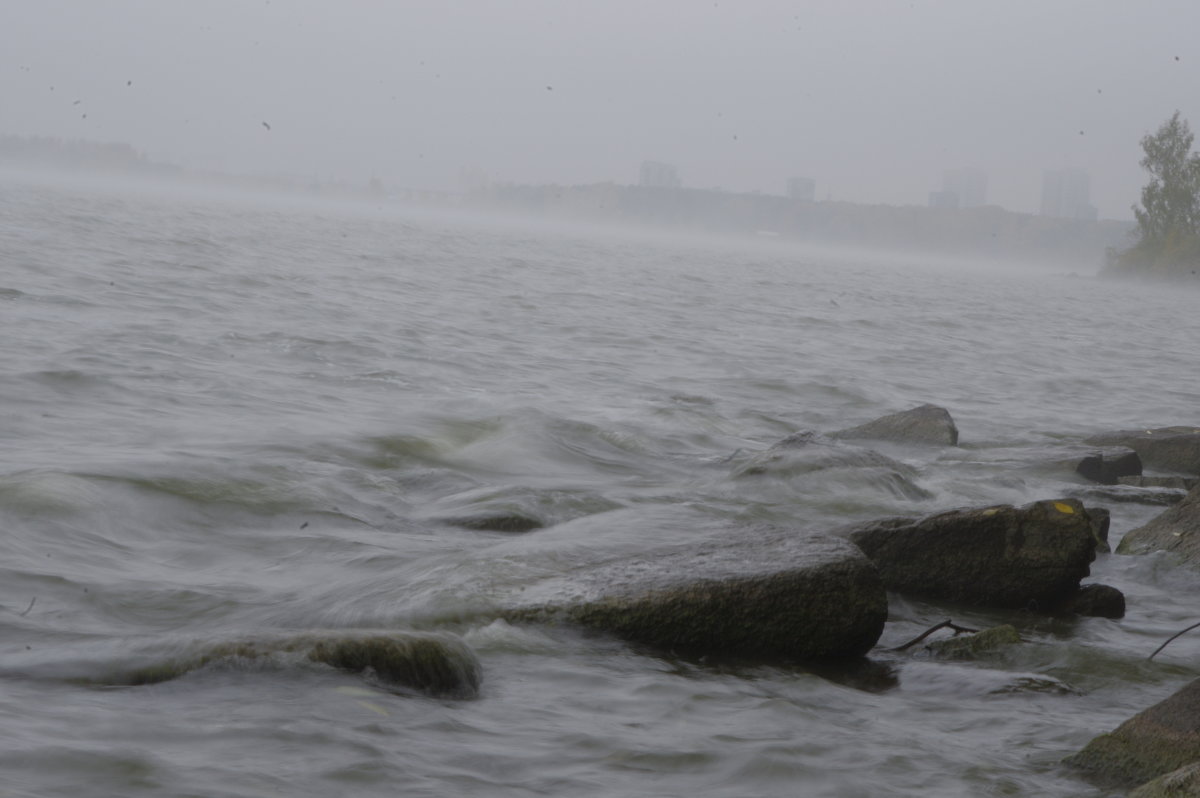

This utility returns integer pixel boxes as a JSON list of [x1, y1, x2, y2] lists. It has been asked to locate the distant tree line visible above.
[[0, 134, 180, 175], [1105, 112, 1200, 280]]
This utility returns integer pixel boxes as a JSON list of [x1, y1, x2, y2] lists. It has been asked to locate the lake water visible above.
[[2, 173, 1198, 797]]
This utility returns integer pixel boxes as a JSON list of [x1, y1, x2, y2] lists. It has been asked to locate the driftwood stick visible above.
[[17, 597, 35, 617], [889, 619, 980, 652], [1148, 620, 1200, 661]]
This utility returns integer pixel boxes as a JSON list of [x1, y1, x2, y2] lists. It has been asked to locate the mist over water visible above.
[[2, 175, 1199, 797]]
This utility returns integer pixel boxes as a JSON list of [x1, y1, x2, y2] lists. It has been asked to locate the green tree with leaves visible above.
[[1110, 112, 1200, 278]]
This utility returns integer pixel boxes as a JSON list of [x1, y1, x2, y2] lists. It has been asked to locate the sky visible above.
[[3, 0, 1199, 220]]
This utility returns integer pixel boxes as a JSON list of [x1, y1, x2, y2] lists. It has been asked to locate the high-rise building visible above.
[[942, 168, 988, 208], [1040, 169, 1098, 220], [928, 190, 960, 209], [639, 161, 681, 189], [786, 177, 815, 202]]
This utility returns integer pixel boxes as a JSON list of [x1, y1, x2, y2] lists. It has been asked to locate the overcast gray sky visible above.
[[4, 1, 1199, 219]]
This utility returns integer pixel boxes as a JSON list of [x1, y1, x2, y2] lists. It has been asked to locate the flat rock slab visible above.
[[847, 499, 1096, 609], [502, 530, 887, 661], [1085, 427, 1200, 475], [1117, 482, 1200, 569], [829, 404, 959, 446], [1068, 677, 1200, 788]]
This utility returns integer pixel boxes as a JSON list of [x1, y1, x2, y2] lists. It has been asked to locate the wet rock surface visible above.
[[1068, 677, 1200, 789], [1076, 448, 1142, 485], [829, 403, 959, 446], [1116, 482, 1200, 569], [1084, 427, 1200, 475], [1056, 583, 1126, 619], [846, 499, 1097, 609], [502, 530, 888, 661]]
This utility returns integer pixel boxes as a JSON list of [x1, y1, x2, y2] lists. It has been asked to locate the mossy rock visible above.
[[116, 631, 481, 698], [1130, 761, 1200, 797], [1117, 482, 1200, 570], [926, 624, 1021, 660], [848, 498, 1096, 609], [1067, 678, 1200, 788]]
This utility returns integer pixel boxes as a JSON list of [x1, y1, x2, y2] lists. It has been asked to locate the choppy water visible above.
[[2, 172, 1198, 797]]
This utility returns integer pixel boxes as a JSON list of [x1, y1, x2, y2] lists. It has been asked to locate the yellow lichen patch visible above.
[[1054, 502, 1075, 514], [982, 508, 999, 516]]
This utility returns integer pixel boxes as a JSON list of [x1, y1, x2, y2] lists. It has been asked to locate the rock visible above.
[[1116, 482, 1200, 568], [1088, 506, 1112, 553], [1067, 677, 1200, 788], [829, 404, 959, 446], [440, 513, 544, 533], [926, 624, 1022, 659], [114, 632, 482, 698], [1119, 476, 1200, 491], [733, 431, 932, 501], [502, 530, 888, 661], [1076, 449, 1143, 485], [1068, 484, 1188, 508], [1056, 583, 1126, 619], [1085, 427, 1200, 475], [1130, 761, 1200, 797], [847, 499, 1097, 609]]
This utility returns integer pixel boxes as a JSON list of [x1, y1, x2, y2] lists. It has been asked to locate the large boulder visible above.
[[846, 499, 1097, 609], [1067, 677, 1200, 788], [1116, 481, 1200, 568], [502, 530, 887, 661], [829, 404, 959, 446], [1085, 427, 1200, 475]]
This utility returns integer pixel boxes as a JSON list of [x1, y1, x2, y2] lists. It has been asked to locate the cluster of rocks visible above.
[[100, 405, 1195, 793]]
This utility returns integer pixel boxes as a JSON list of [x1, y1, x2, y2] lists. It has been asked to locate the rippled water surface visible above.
[[2, 174, 1198, 797]]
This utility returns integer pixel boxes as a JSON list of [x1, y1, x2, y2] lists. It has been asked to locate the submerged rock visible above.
[[925, 624, 1022, 660], [1067, 677, 1200, 788], [1085, 427, 1200, 475], [829, 403, 959, 446], [1116, 482, 1200, 569], [734, 431, 932, 501], [113, 631, 482, 698], [502, 530, 887, 661], [846, 499, 1096, 609], [1056, 583, 1126, 619], [1076, 448, 1143, 485], [1119, 475, 1200, 491]]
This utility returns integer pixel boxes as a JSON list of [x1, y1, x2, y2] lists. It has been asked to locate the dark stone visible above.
[[1087, 506, 1112, 553], [829, 403, 959, 446], [1067, 677, 1200, 788], [1067, 485, 1188, 508], [1057, 583, 1126, 618], [442, 514, 544, 533], [503, 530, 888, 661], [1076, 449, 1143, 485], [1085, 427, 1200, 475], [846, 499, 1097, 609], [1116, 482, 1200, 569]]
